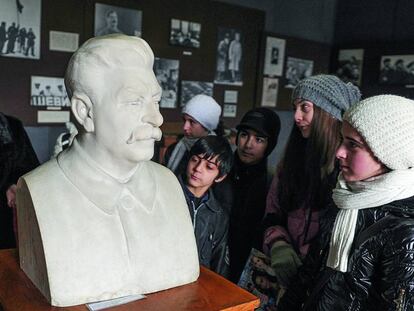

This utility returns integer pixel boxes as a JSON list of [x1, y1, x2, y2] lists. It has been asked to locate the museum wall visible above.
[[331, 0, 414, 101], [0, 0, 270, 161], [0, 0, 264, 130], [216, 0, 338, 44]]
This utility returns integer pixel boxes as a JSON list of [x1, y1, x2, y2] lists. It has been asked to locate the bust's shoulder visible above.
[[22, 158, 60, 181], [145, 160, 179, 180]]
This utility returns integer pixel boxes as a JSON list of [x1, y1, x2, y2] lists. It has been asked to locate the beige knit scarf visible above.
[[327, 169, 414, 272]]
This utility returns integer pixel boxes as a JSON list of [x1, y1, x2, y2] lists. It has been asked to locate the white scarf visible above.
[[327, 169, 414, 272]]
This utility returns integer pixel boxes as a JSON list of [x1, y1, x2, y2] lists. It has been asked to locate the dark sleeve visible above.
[[212, 178, 234, 214], [278, 206, 337, 310], [375, 223, 414, 310], [210, 209, 230, 278], [8, 117, 39, 183]]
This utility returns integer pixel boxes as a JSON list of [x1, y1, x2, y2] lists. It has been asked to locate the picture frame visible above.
[[284, 57, 313, 88], [180, 81, 213, 107], [169, 18, 201, 48], [378, 54, 414, 85], [263, 37, 286, 77], [0, 0, 42, 59], [94, 3, 142, 37], [336, 49, 364, 86], [214, 27, 243, 86], [154, 57, 180, 109]]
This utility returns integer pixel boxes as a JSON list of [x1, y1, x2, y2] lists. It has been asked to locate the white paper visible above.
[[224, 90, 238, 103], [37, 110, 70, 123], [49, 31, 79, 52], [86, 294, 145, 311], [223, 104, 237, 118], [261, 77, 279, 107]]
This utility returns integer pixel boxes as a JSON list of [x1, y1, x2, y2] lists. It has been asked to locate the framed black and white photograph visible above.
[[214, 27, 243, 86], [263, 37, 286, 77], [169, 19, 201, 48], [94, 3, 142, 37], [379, 55, 414, 85], [180, 81, 213, 107], [31, 76, 70, 107], [223, 104, 237, 118], [336, 49, 364, 86], [261, 77, 279, 107], [154, 57, 179, 109], [284, 57, 313, 88], [0, 0, 41, 59]]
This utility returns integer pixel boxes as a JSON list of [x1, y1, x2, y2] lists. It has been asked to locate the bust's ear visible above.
[[71, 93, 94, 133]]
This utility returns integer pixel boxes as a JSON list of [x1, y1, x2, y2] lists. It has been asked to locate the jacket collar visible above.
[[57, 139, 157, 215], [232, 152, 267, 179], [178, 175, 220, 213]]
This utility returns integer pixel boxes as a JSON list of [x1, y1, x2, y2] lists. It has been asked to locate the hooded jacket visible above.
[[280, 196, 414, 311]]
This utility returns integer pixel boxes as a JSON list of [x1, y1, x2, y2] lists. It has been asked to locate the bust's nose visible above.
[[142, 104, 163, 127]]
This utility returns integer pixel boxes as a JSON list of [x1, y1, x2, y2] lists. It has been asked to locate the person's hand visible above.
[[270, 240, 302, 286], [6, 184, 17, 208]]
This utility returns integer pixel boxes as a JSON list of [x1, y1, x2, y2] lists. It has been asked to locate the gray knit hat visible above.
[[292, 74, 361, 121], [344, 95, 414, 170]]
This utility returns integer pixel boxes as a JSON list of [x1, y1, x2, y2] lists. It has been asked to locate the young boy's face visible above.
[[186, 154, 226, 197]]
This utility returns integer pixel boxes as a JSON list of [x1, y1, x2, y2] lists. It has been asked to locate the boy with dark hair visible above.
[[179, 136, 233, 277]]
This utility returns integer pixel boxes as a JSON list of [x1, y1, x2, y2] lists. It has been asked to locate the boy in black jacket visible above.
[[179, 136, 233, 277]]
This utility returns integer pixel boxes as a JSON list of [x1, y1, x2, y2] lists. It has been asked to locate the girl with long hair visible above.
[[280, 94, 414, 310], [262, 75, 360, 287]]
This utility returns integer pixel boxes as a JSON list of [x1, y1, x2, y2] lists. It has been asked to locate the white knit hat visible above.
[[182, 94, 222, 131], [344, 95, 414, 170]]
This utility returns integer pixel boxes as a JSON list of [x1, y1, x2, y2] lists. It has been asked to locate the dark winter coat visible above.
[[0, 114, 39, 249], [280, 196, 414, 311], [179, 177, 230, 277], [227, 153, 270, 282]]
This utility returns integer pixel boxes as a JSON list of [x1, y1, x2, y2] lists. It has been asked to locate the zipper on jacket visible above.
[[394, 288, 406, 311], [191, 201, 204, 231]]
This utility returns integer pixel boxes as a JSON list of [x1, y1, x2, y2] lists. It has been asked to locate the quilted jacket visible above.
[[280, 196, 414, 311]]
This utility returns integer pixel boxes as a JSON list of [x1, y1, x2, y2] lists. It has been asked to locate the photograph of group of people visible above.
[[379, 54, 414, 85], [30, 76, 69, 107], [214, 27, 243, 86], [169, 18, 201, 48], [0, 0, 41, 59], [284, 56, 313, 88]]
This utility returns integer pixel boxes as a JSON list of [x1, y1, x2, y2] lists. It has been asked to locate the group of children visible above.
[[171, 74, 414, 310]]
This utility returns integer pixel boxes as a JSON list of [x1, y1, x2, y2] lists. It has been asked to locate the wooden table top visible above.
[[0, 249, 259, 311]]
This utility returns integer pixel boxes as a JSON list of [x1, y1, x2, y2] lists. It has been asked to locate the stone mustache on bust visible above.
[[16, 34, 200, 307]]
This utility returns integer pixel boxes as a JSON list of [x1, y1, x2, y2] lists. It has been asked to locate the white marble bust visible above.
[[16, 35, 199, 307]]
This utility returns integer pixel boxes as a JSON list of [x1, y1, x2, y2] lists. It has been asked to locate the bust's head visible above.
[[65, 35, 163, 174]]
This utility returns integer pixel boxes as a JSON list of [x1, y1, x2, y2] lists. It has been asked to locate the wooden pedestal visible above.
[[0, 249, 259, 310]]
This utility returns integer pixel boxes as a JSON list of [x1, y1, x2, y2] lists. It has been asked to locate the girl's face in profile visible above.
[[336, 121, 386, 182], [293, 99, 314, 138]]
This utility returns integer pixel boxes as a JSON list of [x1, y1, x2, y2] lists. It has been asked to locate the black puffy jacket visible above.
[[280, 196, 414, 311]]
